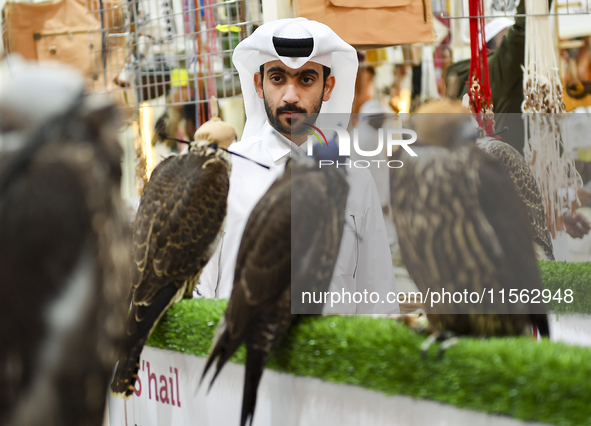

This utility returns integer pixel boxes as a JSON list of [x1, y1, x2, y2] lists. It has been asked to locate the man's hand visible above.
[[564, 212, 591, 239]]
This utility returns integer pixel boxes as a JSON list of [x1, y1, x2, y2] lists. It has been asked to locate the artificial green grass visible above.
[[148, 298, 591, 426], [539, 261, 591, 313]]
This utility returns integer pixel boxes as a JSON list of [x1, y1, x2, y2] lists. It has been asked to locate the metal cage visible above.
[[86, 0, 262, 120]]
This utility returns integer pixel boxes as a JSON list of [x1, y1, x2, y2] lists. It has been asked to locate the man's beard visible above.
[[263, 91, 324, 136]]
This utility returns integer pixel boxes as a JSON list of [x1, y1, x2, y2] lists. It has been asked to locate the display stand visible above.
[[109, 346, 560, 426]]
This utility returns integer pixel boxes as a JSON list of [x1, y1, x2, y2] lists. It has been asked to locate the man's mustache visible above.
[[276, 104, 307, 115]]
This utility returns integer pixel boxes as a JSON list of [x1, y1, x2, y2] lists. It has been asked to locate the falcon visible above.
[[390, 100, 549, 341], [201, 148, 349, 426], [476, 136, 554, 260], [151, 92, 222, 150], [0, 60, 130, 425], [109, 118, 235, 397], [151, 84, 197, 149]]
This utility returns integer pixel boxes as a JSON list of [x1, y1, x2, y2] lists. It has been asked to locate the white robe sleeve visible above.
[[195, 138, 280, 299], [195, 235, 223, 299], [354, 176, 400, 314]]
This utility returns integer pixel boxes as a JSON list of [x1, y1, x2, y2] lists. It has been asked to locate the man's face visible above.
[[254, 60, 336, 139]]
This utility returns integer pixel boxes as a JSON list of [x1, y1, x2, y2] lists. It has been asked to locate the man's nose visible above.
[[282, 83, 299, 104]]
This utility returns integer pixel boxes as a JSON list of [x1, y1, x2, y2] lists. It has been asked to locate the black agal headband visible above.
[[272, 36, 314, 58]]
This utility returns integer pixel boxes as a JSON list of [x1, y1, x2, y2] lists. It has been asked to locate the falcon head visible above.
[[190, 140, 232, 173], [189, 117, 235, 172], [409, 99, 478, 148]]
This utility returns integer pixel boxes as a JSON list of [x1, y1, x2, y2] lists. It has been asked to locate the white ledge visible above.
[[108, 346, 554, 426]]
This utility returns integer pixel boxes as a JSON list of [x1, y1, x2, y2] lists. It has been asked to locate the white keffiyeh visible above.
[[232, 18, 358, 140]]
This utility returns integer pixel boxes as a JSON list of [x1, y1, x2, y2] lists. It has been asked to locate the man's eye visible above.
[[270, 75, 283, 82], [302, 77, 314, 84]]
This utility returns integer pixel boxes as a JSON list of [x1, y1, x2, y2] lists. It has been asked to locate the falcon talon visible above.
[[420, 333, 439, 360], [421, 331, 457, 359], [439, 336, 460, 356]]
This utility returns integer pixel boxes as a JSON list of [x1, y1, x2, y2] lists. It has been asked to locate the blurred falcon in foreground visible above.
[[0, 58, 130, 426], [202, 147, 349, 426], [110, 117, 234, 397], [390, 99, 549, 340]]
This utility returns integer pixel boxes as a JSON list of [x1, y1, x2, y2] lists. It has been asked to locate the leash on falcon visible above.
[[158, 133, 271, 170]]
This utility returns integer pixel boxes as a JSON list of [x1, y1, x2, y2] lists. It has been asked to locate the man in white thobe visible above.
[[198, 18, 399, 314]]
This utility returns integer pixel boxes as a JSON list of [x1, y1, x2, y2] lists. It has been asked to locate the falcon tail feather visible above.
[[241, 349, 267, 426], [532, 314, 550, 338], [110, 284, 181, 397], [200, 325, 242, 393]]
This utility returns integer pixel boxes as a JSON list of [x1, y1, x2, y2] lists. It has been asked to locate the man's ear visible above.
[[254, 72, 264, 99], [323, 74, 336, 102]]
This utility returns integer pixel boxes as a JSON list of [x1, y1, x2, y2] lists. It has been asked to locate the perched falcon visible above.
[[151, 85, 197, 149], [151, 92, 222, 150], [202, 149, 349, 426], [390, 100, 549, 339], [0, 59, 130, 425], [476, 136, 554, 260], [110, 118, 234, 397]]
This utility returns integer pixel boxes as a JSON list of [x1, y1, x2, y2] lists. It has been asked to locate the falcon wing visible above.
[[290, 162, 348, 313], [226, 160, 348, 336], [202, 159, 348, 426], [224, 166, 293, 339], [477, 138, 554, 260], [393, 144, 544, 317], [131, 153, 229, 304], [391, 146, 507, 315], [476, 148, 545, 310]]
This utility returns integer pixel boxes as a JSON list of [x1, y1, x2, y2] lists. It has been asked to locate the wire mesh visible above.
[[86, 0, 132, 114], [85, 0, 262, 123], [84, 0, 261, 195]]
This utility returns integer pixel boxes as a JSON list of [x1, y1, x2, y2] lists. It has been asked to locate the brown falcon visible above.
[[151, 86, 198, 149], [0, 60, 130, 426], [390, 100, 549, 340], [201, 148, 349, 426], [476, 136, 554, 260], [109, 118, 234, 397]]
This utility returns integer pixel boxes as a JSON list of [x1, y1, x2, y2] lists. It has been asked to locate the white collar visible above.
[[261, 121, 306, 164]]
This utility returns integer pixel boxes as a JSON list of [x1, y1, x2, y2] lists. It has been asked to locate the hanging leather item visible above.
[[467, 0, 495, 135]]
